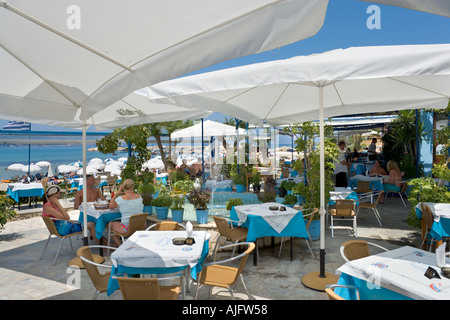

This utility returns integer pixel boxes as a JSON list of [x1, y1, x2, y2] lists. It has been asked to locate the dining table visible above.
[[335, 246, 450, 300], [415, 202, 450, 246], [350, 174, 385, 191], [107, 230, 210, 297], [6, 182, 45, 209], [77, 202, 121, 241], [230, 202, 311, 265]]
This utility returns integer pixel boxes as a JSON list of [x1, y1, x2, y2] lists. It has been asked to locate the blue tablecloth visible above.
[[78, 211, 121, 240], [415, 203, 450, 241], [230, 207, 309, 242], [6, 185, 44, 203], [107, 239, 209, 296], [335, 273, 412, 300]]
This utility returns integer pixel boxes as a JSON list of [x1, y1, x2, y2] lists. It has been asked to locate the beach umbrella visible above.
[[47, 165, 54, 177], [35, 161, 51, 167], [146, 43, 450, 290], [57, 165, 77, 174], [22, 164, 41, 173], [7, 163, 25, 171]]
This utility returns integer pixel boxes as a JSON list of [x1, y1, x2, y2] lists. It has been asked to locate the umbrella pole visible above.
[[82, 121, 88, 246], [301, 85, 338, 291]]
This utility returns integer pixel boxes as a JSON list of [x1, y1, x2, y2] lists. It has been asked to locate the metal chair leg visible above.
[[53, 238, 65, 265], [40, 235, 51, 259]]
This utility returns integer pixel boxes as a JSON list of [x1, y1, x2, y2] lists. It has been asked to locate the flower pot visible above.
[[144, 205, 153, 215], [171, 209, 184, 223], [155, 207, 169, 220], [236, 184, 245, 193], [196, 209, 209, 224], [306, 220, 320, 241]]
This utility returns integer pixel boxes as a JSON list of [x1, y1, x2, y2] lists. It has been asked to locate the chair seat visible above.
[[329, 209, 356, 217], [200, 265, 240, 288], [227, 227, 248, 242]]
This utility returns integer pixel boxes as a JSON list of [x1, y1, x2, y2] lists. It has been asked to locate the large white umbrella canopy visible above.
[[171, 120, 246, 141], [35, 160, 51, 167], [22, 164, 41, 173], [57, 164, 77, 174], [7, 163, 25, 170], [146, 43, 450, 289], [0, 0, 328, 126]]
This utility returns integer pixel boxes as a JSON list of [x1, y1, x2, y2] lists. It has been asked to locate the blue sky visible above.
[[1, 0, 449, 130]]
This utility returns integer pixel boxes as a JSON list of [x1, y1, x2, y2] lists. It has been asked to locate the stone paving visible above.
[[0, 195, 421, 300]]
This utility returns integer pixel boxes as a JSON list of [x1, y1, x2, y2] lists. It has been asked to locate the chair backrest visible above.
[[340, 240, 370, 261], [236, 242, 256, 277], [281, 167, 290, 178], [149, 221, 183, 231], [303, 208, 319, 231], [421, 203, 434, 229], [213, 216, 233, 238], [41, 178, 48, 190], [106, 174, 117, 186], [93, 176, 101, 187], [401, 181, 408, 193], [356, 181, 371, 192], [126, 213, 149, 236], [41, 216, 60, 237], [325, 284, 360, 300], [325, 287, 345, 300], [335, 200, 355, 216], [117, 277, 161, 300], [77, 246, 109, 291]]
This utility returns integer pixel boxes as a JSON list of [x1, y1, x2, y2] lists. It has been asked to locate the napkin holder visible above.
[[425, 266, 441, 279]]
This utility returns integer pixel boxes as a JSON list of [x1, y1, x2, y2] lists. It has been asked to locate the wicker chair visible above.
[[354, 180, 373, 202], [115, 274, 183, 300], [420, 203, 436, 251], [62, 177, 78, 201], [145, 221, 187, 231], [104, 174, 118, 194], [212, 216, 249, 259], [385, 181, 408, 207], [77, 245, 117, 300], [108, 212, 148, 245], [40, 216, 83, 265], [195, 242, 255, 300], [340, 240, 388, 262], [279, 208, 317, 258], [329, 199, 358, 238], [357, 191, 384, 226], [325, 284, 360, 300]]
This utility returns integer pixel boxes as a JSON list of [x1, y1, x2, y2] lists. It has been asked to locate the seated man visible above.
[[74, 175, 106, 243]]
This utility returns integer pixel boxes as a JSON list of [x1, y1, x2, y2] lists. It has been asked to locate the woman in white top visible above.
[[109, 179, 143, 245]]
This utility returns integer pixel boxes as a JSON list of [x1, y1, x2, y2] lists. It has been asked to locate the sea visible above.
[[0, 144, 125, 181]]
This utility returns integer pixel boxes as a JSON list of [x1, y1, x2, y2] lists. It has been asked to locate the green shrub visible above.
[[170, 194, 185, 210], [225, 198, 244, 210], [0, 194, 16, 229], [151, 193, 173, 208], [186, 189, 211, 210], [282, 194, 298, 205]]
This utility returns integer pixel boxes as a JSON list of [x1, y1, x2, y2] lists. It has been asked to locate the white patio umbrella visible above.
[[171, 120, 246, 141], [0, 0, 330, 248], [47, 165, 54, 177], [57, 164, 78, 174], [35, 161, 51, 167], [7, 163, 25, 171], [146, 43, 450, 290]]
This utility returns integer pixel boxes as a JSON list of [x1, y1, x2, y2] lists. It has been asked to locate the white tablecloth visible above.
[[350, 174, 385, 184], [234, 202, 299, 234], [416, 202, 450, 222], [111, 230, 211, 269], [337, 246, 450, 300], [80, 202, 120, 219], [329, 187, 354, 200], [7, 182, 44, 191]]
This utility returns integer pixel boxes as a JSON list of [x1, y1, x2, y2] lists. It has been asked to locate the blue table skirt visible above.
[[350, 164, 366, 176], [415, 207, 450, 241], [78, 211, 121, 240], [335, 273, 412, 300], [230, 208, 309, 242], [6, 188, 44, 203], [107, 239, 209, 296]]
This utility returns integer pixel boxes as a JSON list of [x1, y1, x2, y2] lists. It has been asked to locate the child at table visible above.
[[109, 179, 144, 246], [42, 185, 82, 236]]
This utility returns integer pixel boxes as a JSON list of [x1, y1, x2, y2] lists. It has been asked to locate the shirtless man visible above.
[[74, 175, 106, 243]]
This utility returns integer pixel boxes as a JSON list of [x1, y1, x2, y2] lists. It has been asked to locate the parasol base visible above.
[[68, 254, 104, 269], [301, 271, 339, 292]]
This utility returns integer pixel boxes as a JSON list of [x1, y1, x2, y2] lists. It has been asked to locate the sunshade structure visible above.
[[171, 120, 246, 141], [146, 43, 450, 290], [0, 0, 328, 125], [0, 0, 330, 246]]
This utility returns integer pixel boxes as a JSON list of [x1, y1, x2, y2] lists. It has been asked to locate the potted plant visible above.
[[231, 171, 247, 193], [282, 194, 298, 207], [225, 198, 244, 210], [170, 194, 185, 223], [151, 189, 173, 220], [138, 182, 156, 215], [186, 188, 211, 224], [0, 193, 16, 229], [250, 168, 262, 193]]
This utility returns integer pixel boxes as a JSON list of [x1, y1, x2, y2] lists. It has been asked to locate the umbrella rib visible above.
[[0, 41, 81, 108], [388, 77, 450, 98], [0, 1, 133, 72], [263, 83, 290, 120]]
